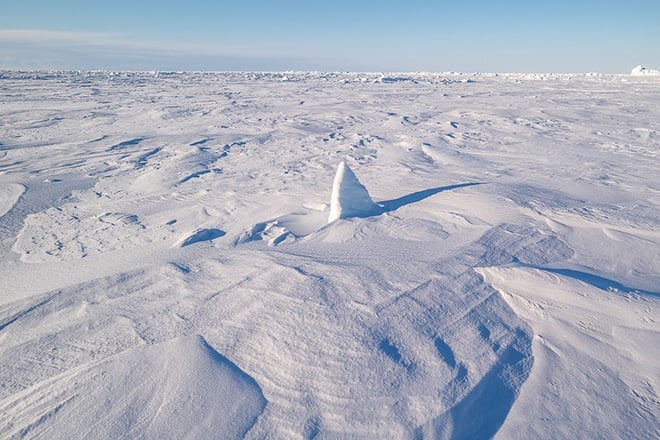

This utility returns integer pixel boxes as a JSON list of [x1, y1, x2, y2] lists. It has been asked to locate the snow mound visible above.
[[631, 65, 660, 76], [0, 336, 266, 439], [328, 161, 383, 223]]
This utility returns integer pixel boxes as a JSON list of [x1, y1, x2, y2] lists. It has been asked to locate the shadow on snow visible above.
[[379, 183, 483, 213]]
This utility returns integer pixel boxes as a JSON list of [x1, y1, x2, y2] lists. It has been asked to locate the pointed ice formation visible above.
[[328, 161, 382, 223]]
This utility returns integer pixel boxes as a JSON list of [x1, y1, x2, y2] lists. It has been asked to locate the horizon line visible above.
[[0, 68, 643, 75]]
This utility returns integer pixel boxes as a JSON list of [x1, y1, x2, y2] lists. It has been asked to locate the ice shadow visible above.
[[379, 183, 483, 213], [446, 345, 527, 439]]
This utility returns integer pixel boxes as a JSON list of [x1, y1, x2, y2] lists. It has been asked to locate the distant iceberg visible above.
[[631, 65, 660, 76]]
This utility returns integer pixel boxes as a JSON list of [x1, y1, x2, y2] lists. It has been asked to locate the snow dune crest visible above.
[[0, 183, 25, 217]]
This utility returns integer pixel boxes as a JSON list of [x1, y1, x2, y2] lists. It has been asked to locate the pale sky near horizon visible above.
[[1, 0, 658, 72]]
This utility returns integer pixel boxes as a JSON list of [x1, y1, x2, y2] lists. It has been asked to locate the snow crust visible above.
[[0, 70, 658, 439]]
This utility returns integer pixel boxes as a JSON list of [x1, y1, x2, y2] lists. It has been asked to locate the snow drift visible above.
[[0, 336, 266, 439]]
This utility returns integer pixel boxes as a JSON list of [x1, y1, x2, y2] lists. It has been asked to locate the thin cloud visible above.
[[0, 29, 222, 55], [0, 29, 321, 71], [0, 29, 120, 45]]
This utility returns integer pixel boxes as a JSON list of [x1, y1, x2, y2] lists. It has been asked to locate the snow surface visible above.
[[0, 70, 658, 439], [0, 336, 266, 439]]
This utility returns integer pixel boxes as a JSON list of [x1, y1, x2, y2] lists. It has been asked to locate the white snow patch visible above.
[[13, 208, 155, 262]]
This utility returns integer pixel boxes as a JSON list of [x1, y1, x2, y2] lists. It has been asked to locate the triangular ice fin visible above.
[[328, 161, 382, 223]]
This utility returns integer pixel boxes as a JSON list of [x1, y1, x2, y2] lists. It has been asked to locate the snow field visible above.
[[0, 71, 658, 438]]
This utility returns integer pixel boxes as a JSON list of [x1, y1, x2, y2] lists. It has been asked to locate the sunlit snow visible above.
[[0, 70, 658, 439]]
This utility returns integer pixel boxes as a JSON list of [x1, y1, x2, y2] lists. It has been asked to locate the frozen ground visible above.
[[0, 70, 658, 439]]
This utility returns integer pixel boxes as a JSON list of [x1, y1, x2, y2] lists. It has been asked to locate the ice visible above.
[[631, 65, 660, 76], [328, 161, 383, 223]]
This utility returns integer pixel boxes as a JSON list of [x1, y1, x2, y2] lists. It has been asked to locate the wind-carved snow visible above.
[[478, 266, 659, 439], [0, 336, 266, 439], [0, 71, 658, 439], [238, 160, 387, 246], [328, 161, 383, 223], [174, 228, 226, 247]]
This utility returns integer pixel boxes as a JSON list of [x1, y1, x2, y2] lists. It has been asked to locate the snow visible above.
[[0, 336, 266, 439], [0, 70, 658, 438], [328, 161, 383, 222], [478, 266, 658, 439], [0, 183, 24, 217]]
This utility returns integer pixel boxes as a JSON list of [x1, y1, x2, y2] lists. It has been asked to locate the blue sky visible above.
[[1, 0, 658, 72]]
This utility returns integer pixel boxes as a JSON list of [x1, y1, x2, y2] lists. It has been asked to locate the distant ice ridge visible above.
[[631, 65, 660, 76], [328, 161, 383, 223]]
